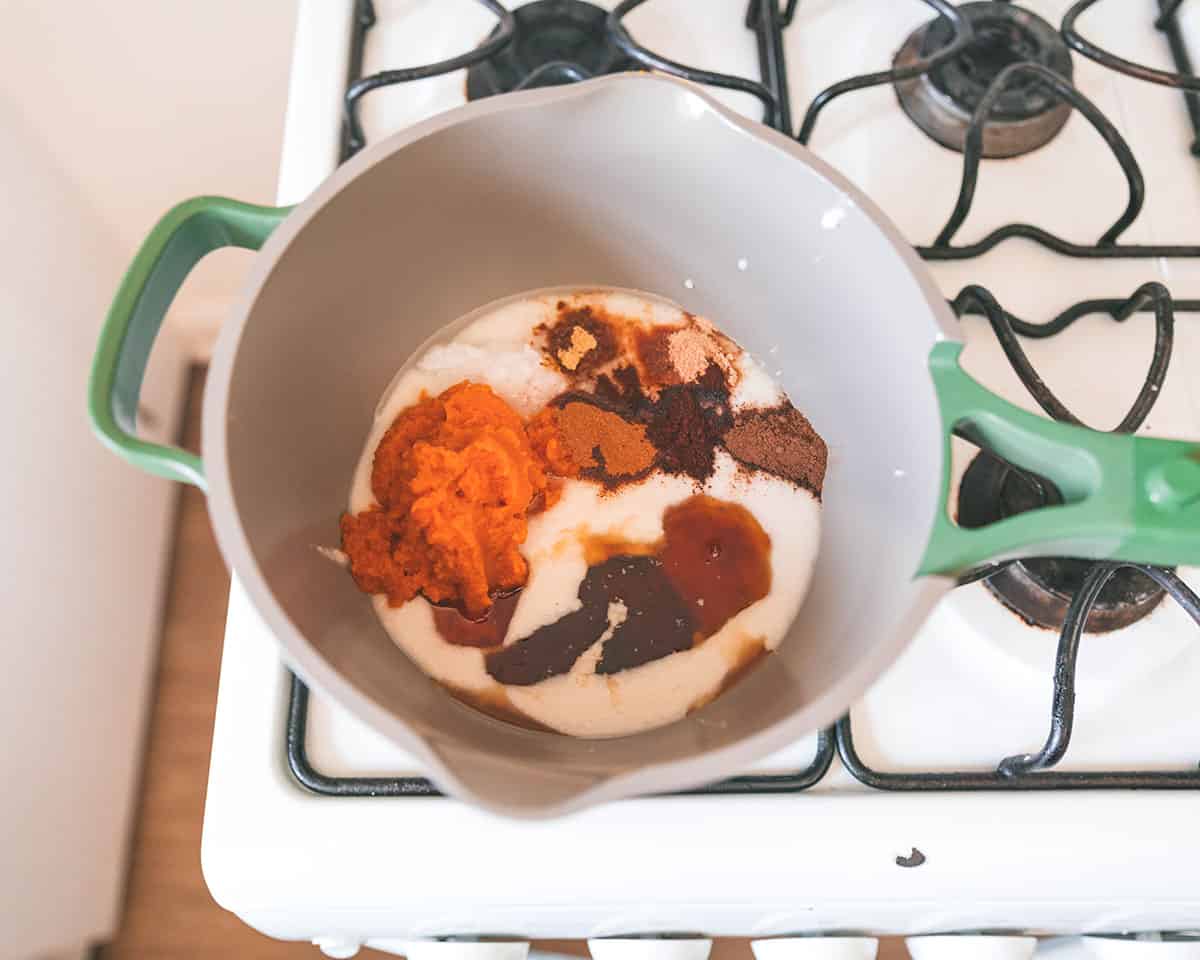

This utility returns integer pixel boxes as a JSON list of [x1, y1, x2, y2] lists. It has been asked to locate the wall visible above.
[[0, 95, 189, 960], [0, 0, 298, 356], [0, 4, 295, 956]]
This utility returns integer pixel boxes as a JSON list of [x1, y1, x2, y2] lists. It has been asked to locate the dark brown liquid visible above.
[[592, 555, 696, 675], [483, 494, 772, 685], [485, 575, 614, 684], [660, 494, 772, 637], [431, 591, 521, 648]]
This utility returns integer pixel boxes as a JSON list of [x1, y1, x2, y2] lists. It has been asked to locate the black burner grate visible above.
[[1064, 0, 1200, 155], [285, 0, 1200, 800]]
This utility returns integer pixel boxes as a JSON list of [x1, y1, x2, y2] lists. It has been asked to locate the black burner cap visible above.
[[894, 2, 1075, 157], [958, 452, 1167, 632], [466, 0, 635, 100]]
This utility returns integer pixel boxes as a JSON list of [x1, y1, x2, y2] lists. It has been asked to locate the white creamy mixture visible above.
[[349, 289, 822, 738]]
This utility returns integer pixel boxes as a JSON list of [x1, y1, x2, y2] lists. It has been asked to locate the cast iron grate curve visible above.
[[1063, 0, 1200, 154]]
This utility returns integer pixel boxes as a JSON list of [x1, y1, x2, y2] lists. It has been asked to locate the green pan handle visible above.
[[920, 340, 1200, 575], [87, 197, 290, 489]]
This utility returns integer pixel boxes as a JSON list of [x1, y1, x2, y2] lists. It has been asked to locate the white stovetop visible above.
[[203, 0, 1200, 949]]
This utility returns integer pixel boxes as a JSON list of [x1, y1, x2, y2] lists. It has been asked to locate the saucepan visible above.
[[88, 74, 1200, 817]]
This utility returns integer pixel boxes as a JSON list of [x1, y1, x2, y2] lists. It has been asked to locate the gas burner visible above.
[[957, 452, 1166, 631], [466, 0, 635, 100], [894, 2, 1074, 158]]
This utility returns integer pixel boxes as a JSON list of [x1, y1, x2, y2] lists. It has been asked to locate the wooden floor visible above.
[[104, 370, 906, 960]]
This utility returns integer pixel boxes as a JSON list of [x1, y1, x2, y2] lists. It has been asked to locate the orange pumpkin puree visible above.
[[525, 406, 580, 478], [341, 383, 566, 618]]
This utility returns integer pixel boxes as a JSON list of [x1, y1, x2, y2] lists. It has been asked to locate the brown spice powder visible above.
[[722, 404, 828, 497], [634, 323, 735, 388], [557, 400, 657, 478], [645, 381, 723, 482], [539, 302, 827, 494], [644, 362, 733, 483], [544, 304, 618, 375], [668, 327, 716, 382], [633, 326, 680, 385]]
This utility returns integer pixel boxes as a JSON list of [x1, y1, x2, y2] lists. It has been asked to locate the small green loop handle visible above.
[[921, 341, 1200, 575], [88, 197, 291, 488]]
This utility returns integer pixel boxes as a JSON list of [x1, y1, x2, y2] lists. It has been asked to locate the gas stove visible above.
[[202, 1, 1200, 955]]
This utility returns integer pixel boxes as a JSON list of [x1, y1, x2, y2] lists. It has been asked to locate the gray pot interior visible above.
[[206, 76, 955, 813]]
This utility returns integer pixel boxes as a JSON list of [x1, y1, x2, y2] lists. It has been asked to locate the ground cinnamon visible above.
[[722, 403, 828, 496], [539, 360, 735, 487], [556, 400, 656, 478]]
